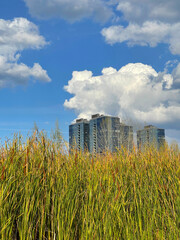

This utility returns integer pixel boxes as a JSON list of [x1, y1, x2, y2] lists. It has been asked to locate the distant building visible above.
[[69, 118, 89, 152], [69, 114, 133, 153], [120, 124, 134, 151], [89, 114, 122, 153], [69, 117, 165, 153], [137, 125, 165, 150]]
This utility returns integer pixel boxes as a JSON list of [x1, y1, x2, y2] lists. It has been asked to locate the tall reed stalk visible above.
[[0, 132, 179, 239]]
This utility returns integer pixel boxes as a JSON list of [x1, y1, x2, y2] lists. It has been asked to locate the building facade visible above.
[[120, 124, 134, 151], [89, 114, 122, 153], [137, 125, 165, 150], [69, 119, 89, 152], [69, 114, 133, 153]]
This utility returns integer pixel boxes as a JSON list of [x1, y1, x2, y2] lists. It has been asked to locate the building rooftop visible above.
[[144, 125, 156, 129], [71, 114, 123, 125], [70, 118, 89, 125], [137, 125, 165, 133], [91, 113, 103, 119], [91, 113, 120, 121], [76, 118, 88, 123]]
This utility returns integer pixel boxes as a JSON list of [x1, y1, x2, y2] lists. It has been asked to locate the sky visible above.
[[0, 0, 180, 146]]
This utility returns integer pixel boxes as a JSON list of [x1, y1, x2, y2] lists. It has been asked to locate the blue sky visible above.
[[0, 0, 180, 145]]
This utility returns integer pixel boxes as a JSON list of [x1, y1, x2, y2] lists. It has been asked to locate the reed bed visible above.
[[0, 132, 180, 239]]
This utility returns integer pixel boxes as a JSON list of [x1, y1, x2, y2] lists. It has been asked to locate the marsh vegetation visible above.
[[0, 131, 180, 239]]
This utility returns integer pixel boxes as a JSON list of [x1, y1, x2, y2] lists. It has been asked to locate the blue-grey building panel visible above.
[[69, 114, 134, 153], [89, 115, 133, 153], [69, 120, 89, 152], [137, 125, 165, 150]]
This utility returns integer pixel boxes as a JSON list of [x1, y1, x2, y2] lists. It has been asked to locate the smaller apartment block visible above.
[[137, 125, 165, 150], [69, 118, 89, 152]]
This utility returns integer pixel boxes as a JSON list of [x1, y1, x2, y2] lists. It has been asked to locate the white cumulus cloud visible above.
[[24, 0, 113, 22], [64, 63, 180, 129], [172, 63, 180, 84], [0, 18, 47, 60], [0, 18, 51, 88], [101, 0, 180, 55], [102, 21, 180, 55], [116, 0, 180, 24]]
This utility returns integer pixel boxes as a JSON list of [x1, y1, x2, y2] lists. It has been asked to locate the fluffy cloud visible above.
[[24, 0, 113, 22], [101, 0, 180, 55], [116, 0, 180, 24], [0, 18, 51, 88], [64, 63, 180, 129], [23, 0, 180, 55], [0, 57, 50, 88], [102, 21, 180, 55], [172, 63, 180, 84], [0, 18, 47, 59]]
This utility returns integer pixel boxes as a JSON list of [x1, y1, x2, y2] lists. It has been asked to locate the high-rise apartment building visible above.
[[69, 114, 133, 153], [137, 125, 165, 150], [120, 124, 134, 151], [89, 114, 122, 153], [69, 118, 89, 152]]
